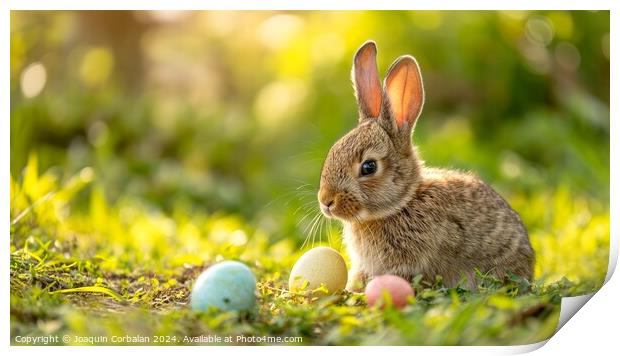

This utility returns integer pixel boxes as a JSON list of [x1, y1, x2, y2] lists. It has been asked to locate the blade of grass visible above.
[[49, 286, 124, 301], [11, 191, 56, 226]]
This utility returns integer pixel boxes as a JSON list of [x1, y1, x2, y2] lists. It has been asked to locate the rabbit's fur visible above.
[[317, 41, 534, 290]]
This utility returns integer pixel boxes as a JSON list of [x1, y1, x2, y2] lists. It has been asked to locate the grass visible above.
[[9, 153, 609, 346]]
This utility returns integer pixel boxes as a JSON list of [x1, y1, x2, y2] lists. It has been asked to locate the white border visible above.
[[2, 0, 618, 10], [3, 2, 617, 356]]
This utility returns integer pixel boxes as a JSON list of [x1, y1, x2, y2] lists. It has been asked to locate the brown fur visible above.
[[318, 41, 534, 290]]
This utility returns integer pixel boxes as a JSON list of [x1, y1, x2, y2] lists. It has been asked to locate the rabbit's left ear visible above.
[[383, 55, 425, 132], [352, 41, 382, 120]]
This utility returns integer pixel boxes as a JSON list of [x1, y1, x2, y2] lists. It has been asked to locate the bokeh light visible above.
[[79, 47, 114, 87], [20, 62, 47, 98]]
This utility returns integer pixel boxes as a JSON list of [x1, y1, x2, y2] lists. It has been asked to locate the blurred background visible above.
[[10, 11, 610, 284]]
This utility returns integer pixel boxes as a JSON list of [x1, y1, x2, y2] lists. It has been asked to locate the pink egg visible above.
[[365, 274, 415, 309]]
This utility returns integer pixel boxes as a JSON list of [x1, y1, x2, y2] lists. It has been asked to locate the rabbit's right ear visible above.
[[352, 41, 382, 121], [383, 55, 424, 134]]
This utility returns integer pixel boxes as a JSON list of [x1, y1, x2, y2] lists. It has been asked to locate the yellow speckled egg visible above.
[[289, 246, 348, 295]]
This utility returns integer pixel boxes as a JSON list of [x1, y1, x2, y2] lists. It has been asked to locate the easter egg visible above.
[[289, 246, 348, 295], [190, 261, 256, 312], [365, 274, 414, 309]]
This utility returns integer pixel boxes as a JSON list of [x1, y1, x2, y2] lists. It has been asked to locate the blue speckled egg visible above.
[[190, 261, 256, 312]]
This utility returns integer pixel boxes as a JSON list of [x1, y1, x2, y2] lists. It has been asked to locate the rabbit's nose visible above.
[[318, 188, 334, 207], [318, 189, 338, 216], [320, 200, 334, 216], [323, 199, 334, 208]]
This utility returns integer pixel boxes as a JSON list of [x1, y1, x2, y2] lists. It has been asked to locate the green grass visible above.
[[10, 154, 609, 346]]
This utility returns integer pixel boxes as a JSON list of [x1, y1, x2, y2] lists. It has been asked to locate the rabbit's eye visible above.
[[360, 160, 377, 176]]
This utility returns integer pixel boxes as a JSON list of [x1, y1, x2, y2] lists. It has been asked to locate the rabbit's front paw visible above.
[[346, 270, 368, 292]]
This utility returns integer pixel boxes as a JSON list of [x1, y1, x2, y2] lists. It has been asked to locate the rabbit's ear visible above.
[[352, 41, 382, 120], [383, 55, 425, 132]]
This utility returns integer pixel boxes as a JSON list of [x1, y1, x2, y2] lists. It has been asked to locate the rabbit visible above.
[[317, 41, 534, 291]]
